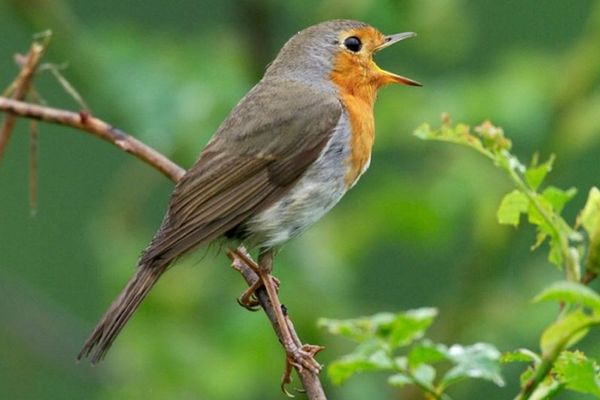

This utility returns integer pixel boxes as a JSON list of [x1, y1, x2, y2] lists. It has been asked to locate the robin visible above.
[[78, 19, 420, 378]]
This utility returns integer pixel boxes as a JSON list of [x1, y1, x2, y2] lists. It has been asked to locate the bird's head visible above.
[[265, 20, 421, 96]]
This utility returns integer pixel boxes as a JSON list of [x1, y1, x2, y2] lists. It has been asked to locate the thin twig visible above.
[[0, 43, 46, 161], [44, 63, 90, 111]]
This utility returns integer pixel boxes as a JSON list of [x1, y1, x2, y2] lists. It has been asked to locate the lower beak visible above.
[[374, 32, 422, 87]]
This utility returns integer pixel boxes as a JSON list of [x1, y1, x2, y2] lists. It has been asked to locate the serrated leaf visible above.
[[388, 308, 438, 348], [540, 309, 599, 355], [319, 308, 437, 347], [542, 186, 577, 214], [501, 349, 540, 364], [318, 312, 395, 342], [579, 187, 600, 236], [388, 373, 412, 388], [497, 190, 529, 226], [441, 343, 504, 387], [327, 348, 393, 385], [534, 281, 600, 312], [527, 196, 554, 233], [554, 351, 600, 397], [548, 235, 564, 268], [408, 340, 449, 367], [525, 154, 555, 190]]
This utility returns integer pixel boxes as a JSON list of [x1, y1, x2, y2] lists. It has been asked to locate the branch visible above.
[[0, 48, 327, 398], [0, 97, 184, 182], [0, 42, 45, 160]]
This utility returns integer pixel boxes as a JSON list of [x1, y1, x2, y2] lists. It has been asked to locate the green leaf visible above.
[[408, 340, 449, 367], [318, 312, 396, 342], [413, 364, 436, 386], [547, 235, 564, 267], [497, 190, 529, 226], [540, 309, 599, 355], [579, 187, 600, 236], [327, 348, 393, 385], [525, 154, 555, 190], [501, 349, 540, 364], [541, 186, 577, 214], [554, 351, 600, 397], [519, 366, 535, 387], [388, 308, 438, 348], [531, 231, 548, 251], [441, 343, 504, 388], [388, 373, 412, 388], [534, 281, 600, 312], [526, 196, 554, 233], [319, 308, 437, 346]]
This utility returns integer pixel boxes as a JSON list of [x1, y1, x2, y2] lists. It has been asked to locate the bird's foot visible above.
[[236, 274, 281, 311], [229, 247, 280, 311], [281, 343, 324, 396]]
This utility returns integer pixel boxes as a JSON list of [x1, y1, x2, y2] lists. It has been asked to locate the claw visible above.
[[290, 344, 324, 375], [235, 272, 281, 312], [281, 359, 295, 397], [271, 275, 281, 291], [236, 296, 260, 311], [280, 344, 324, 395]]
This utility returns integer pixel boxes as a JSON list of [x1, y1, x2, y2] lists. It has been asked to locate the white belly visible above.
[[244, 113, 355, 248]]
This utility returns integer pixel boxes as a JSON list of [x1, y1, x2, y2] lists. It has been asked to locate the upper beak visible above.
[[374, 32, 422, 87]]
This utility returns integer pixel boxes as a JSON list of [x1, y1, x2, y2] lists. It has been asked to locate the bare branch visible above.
[[0, 42, 46, 160], [0, 97, 185, 182]]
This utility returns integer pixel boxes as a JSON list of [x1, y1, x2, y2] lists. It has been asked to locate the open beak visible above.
[[374, 32, 422, 87]]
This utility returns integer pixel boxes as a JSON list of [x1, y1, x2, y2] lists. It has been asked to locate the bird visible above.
[[78, 19, 420, 375]]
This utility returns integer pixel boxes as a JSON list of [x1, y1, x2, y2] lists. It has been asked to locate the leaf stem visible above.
[[500, 156, 579, 281], [421, 130, 580, 281], [515, 320, 600, 400]]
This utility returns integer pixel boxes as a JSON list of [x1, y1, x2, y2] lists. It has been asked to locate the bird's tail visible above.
[[77, 260, 167, 363]]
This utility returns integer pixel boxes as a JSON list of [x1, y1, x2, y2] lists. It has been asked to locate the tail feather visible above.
[[78, 261, 167, 363]]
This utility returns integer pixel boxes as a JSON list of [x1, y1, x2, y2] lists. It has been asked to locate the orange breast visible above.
[[330, 51, 378, 187], [338, 93, 375, 186]]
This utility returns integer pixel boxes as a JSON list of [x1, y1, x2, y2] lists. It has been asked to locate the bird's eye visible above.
[[343, 36, 362, 52]]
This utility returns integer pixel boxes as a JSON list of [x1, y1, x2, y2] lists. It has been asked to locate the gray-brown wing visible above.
[[140, 81, 342, 265]]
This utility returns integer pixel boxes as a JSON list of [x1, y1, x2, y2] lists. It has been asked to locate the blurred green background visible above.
[[1, 0, 599, 399]]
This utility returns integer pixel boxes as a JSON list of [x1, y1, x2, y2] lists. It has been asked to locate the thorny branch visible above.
[[0, 38, 326, 399]]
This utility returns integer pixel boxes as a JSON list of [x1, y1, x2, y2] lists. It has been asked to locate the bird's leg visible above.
[[229, 247, 279, 310], [229, 246, 323, 392], [256, 250, 323, 387]]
